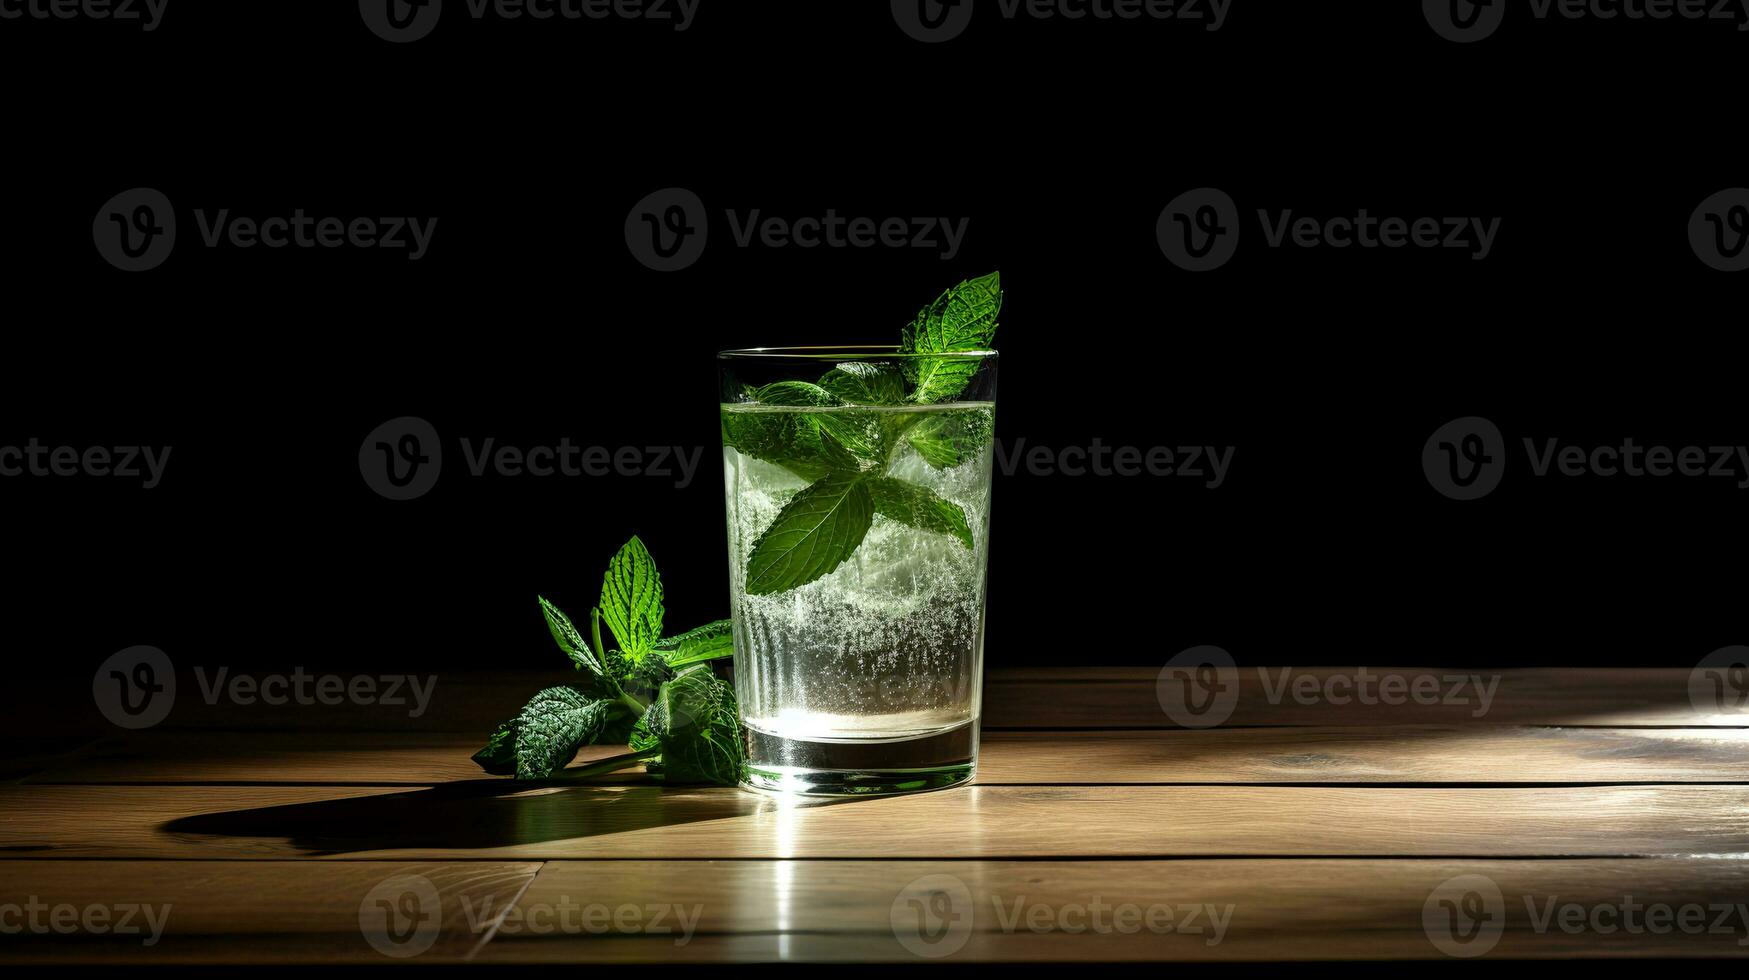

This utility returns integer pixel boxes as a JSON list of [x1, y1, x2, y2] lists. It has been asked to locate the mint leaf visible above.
[[512, 686, 615, 779], [471, 720, 519, 775], [745, 472, 875, 595], [819, 361, 906, 405], [722, 382, 878, 468], [641, 673, 743, 786], [599, 536, 664, 657], [540, 596, 606, 677], [900, 271, 1001, 404], [867, 476, 973, 548], [905, 407, 995, 469], [620, 650, 675, 706], [654, 619, 734, 667], [644, 664, 719, 739]]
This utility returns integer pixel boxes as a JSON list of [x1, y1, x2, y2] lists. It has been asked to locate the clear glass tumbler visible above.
[[718, 347, 997, 795]]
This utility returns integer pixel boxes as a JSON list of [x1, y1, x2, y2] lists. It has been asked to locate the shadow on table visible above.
[[161, 779, 853, 855]]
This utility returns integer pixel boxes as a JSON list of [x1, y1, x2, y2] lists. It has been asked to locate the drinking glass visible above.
[[718, 347, 997, 795]]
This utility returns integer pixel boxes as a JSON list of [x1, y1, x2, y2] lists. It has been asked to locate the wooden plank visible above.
[[473, 857, 1749, 961], [12, 668, 1731, 736], [0, 860, 541, 964], [29, 727, 1749, 785], [5, 783, 1749, 860], [986, 667, 1734, 728]]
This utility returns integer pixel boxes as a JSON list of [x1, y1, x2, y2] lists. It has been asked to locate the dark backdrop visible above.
[[1, 1, 1742, 687]]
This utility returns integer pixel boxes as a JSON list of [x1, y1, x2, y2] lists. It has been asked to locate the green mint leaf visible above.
[[620, 650, 676, 706], [644, 673, 744, 786], [540, 596, 606, 677], [512, 686, 615, 780], [471, 720, 519, 775], [643, 664, 720, 739], [867, 476, 973, 548], [722, 383, 877, 469], [819, 361, 907, 405], [745, 472, 875, 595], [653, 619, 735, 667], [904, 407, 995, 469], [899, 271, 1001, 404], [599, 536, 664, 657]]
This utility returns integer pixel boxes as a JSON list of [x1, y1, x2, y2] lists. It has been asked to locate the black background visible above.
[[1, 0, 1743, 690]]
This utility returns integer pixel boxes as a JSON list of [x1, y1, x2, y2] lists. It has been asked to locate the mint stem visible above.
[[617, 692, 648, 717], [548, 746, 661, 782]]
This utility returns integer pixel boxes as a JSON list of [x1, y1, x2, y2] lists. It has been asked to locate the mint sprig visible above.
[[472, 537, 742, 784], [729, 272, 1000, 595]]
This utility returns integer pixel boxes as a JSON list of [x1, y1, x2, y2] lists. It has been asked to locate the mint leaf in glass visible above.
[[745, 472, 875, 595], [819, 361, 907, 405], [867, 476, 973, 549]]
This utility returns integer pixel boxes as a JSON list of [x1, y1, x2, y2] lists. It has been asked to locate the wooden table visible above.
[[4, 666, 1748, 963]]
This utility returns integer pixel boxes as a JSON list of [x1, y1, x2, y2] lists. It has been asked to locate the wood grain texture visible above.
[[0, 861, 541, 963], [986, 667, 1737, 728], [8, 668, 1732, 736], [474, 857, 1749, 962], [27, 726, 1749, 785], [6, 783, 1749, 860]]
